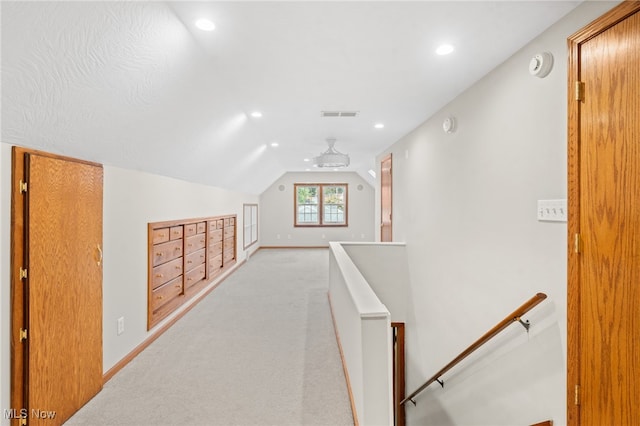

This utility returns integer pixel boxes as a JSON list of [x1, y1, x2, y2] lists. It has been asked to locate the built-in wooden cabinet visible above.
[[148, 215, 236, 329]]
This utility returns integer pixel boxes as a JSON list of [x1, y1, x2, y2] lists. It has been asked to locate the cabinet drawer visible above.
[[196, 222, 206, 234], [223, 236, 235, 250], [209, 254, 222, 272], [223, 251, 235, 263], [229, 217, 235, 226], [184, 223, 197, 237], [185, 248, 206, 270], [185, 234, 206, 255], [169, 226, 183, 240], [224, 218, 231, 227], [216, 219, 225, 229], [185, 264, 205, 289], [152, 228, 170, 244], [152, 257, 183, 289], [209, 241, 223, 256], [209, 229, 223, 242], [152, 239, 183, 266], [151, 276, 183, 311], [224, 226, 234, 239]]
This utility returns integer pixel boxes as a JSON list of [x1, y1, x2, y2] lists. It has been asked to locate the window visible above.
[[243, 204, 258, 249], [295, 184, 348, 227]]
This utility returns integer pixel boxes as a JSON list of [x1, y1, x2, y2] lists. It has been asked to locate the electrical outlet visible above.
[[117, 317, 125, 335]]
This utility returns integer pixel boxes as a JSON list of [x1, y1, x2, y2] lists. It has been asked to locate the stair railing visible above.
[[400, 292, 547, 406]]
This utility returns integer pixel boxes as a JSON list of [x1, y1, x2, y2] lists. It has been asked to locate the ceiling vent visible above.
[[321, 111, 359, 118]]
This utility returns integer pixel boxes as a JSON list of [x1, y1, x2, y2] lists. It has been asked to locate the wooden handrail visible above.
[[400, 292, 547, 406]]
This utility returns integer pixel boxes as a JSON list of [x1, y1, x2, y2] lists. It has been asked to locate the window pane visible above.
[[296, 185, 319, 225], [323, 185, 346, 224]]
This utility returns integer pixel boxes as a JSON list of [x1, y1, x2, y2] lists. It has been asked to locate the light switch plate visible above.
[[537, 199, 567, 222]]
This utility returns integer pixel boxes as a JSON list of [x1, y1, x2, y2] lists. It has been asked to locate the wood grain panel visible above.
[[27, 153, 103, 425], [568, 5, 640, 425]]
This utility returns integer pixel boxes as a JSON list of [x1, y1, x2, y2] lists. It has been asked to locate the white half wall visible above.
[[260, 172, 375, 247], [374, 2, 618, 425], [328, 242, 393, 426], [0, 143, 259, 424]]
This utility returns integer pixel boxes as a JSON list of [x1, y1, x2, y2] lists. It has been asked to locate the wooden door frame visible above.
[[380, 153, 392, 242], [566, 2, 640, 424], [10, 146, 103, 424]]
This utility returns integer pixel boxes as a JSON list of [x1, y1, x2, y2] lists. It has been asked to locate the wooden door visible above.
[[11, 148, 103, 425], [381, 154, 392, 242], [567, 3, 640, 425]]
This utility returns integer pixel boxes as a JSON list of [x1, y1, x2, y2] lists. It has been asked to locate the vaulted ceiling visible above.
[[2, 1, 580, 194]]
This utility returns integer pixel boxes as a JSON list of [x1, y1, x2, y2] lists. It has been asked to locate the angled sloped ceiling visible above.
[[2, 1, 581, 195]]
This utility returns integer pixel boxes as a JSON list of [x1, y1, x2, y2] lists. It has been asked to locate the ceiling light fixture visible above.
[[270, 142, 279, 147], [374, 123, 385, 129], [303, 158, 310, 162], [250, 111, 262, 118], [436, 44, 454, 55], [195, 19, 215, 31], [313, 138, 350, 168]]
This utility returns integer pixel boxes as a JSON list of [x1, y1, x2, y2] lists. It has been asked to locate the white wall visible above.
[[102, 164, 259, 371], [260, 171, 375, 247], [374, 2, 618, 425], [0, 143, 259, 423]]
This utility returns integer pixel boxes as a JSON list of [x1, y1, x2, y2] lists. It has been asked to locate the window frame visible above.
[[294, 183, 348, 227], [243, 203, 259, 249]]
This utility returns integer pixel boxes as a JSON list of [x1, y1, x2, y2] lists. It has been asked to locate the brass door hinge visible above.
[[574, 233, 581, 254], [19, 328, 28, 342], [19, 267, 28, 280], [575, 81, 585, 102], [19, 179, 28, 193], [19, 418, 27, 426], [574, 384, 580, 405]]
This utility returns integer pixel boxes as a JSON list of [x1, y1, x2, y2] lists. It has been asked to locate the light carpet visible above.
[[66, 248, 354, 426]]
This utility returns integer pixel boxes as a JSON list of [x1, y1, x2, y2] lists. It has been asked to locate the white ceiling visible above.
[[1, 1, 580, 194]]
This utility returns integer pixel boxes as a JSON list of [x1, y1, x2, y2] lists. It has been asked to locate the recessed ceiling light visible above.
[[436, 44, 454, 55], [250, 111, 262, 118], [305, 168, 311, 171], [271, 142, 279, 147], [303, 158, 310, 162], [374, 123, 385, 129], [195, 19, 215, 32]]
